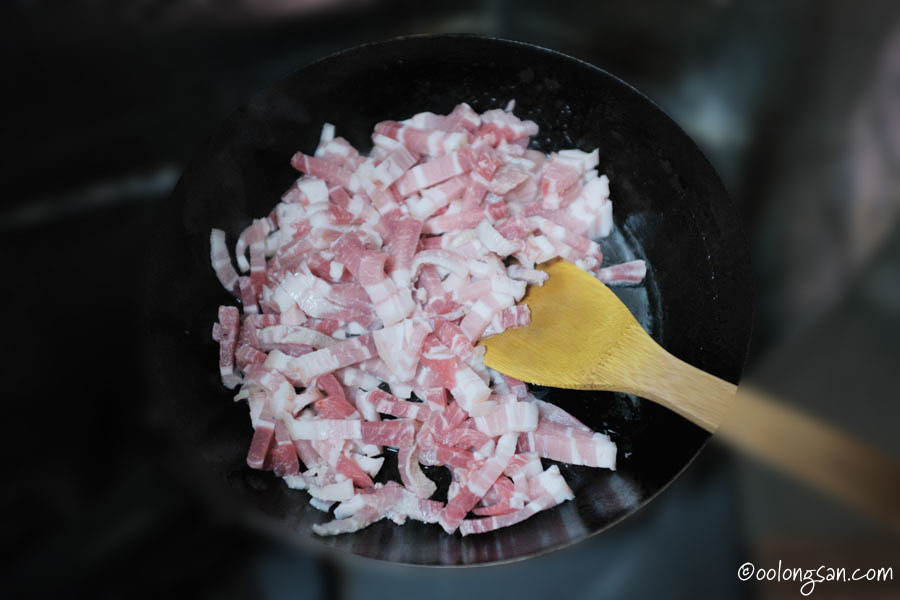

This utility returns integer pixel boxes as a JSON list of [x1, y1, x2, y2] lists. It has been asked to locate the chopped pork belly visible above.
[[210, 102, 646, 536]]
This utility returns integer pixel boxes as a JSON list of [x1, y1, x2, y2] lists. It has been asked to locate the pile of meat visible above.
[[209, 101, 645, 536]]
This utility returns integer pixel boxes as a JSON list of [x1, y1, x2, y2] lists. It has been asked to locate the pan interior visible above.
[[147, 35, 752, 566]]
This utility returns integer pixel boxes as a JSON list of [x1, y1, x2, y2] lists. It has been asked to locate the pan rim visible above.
[[162, 32, 754, 569]]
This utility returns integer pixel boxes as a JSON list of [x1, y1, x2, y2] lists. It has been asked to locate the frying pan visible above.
[[145, 34, 753, 566]]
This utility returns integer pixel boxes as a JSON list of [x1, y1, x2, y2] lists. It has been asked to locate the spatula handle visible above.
[[619, 330, 737, 432], [718, 387, 900, 530]]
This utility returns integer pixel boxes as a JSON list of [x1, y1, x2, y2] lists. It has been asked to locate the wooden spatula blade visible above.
[[480, 260, 643, 390]]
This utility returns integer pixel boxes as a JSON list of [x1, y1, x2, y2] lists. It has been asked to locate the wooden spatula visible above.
[[480, 259, 900, 529], [480, 259, 735, 432]]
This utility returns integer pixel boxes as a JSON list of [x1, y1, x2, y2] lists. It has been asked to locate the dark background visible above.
[[3, 1, 899, 598]]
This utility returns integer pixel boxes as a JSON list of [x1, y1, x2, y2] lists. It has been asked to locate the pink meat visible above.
[[395, 150, 473, 196], [361, 419, 417, 448], [235, 344, 267, 371], [210, 101, 631, 538], [375, 121, 468, 157], [439, 425, 492, 451], [439, 432, 517, 533], [458, 290, 514, 342], [406, 176, 467, 220], [287, 418, 362, 441], [472, 500, 516, 517], [238, 277, 258, 313], [506, 264, 548, 285], [595, 260, 647, 285], [312, 506, 381, 536], [417, 444, 476, 469], [270, 420, 300, 476], [371, 318, 430, 382], [210, 229, 240, 295], [370, 145, 418, 190], [212, 306, 241, 389], [247, 402, 275, 469], [422, 209, 490, 234], [422, 387, 447, 410], [316, 373, 345, 398], [478, 109, 539, 142], [314, 395, 357, 419], [257, 325, 335, 350], [487, 165, 530, 195], [473, 402, 539, 437], [398, 444, 437, 498], [370, 389, 431, 421], [504, 454, 543, 479], [540, 159, 580, 208], [293, 438, 321, 469], [530, 398, 591, 432], [459, 494, 557, 536], [333, 236, 414, 326], [337, 453, 375, 488], [385, 217, 423, 285], [420, 335, 492, 415], [290, 152, 354, 189], [483, 304, 531, 337], [517, 422, 616, 469], [501, 374, 528, 399], [270, 334, 377, 384]]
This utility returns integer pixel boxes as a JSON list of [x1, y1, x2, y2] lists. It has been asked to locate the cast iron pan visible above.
[[145, 34, 752, 566]]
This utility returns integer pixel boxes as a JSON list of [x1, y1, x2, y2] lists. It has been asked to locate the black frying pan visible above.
[[145, 34, 752, 566]]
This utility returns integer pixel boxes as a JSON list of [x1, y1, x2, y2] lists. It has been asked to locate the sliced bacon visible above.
[[431, 319, 477, 363], [257, 325, 336, 349], [268, 333, 377, 384], [506, 264, 548, 285], [407, 176, 467, 220], [395, 150, 473, 196], [517, 422, 616, 469], [595, 259, 647, 285], [398, 444, 437, 498], [247, 402, 275, 469], [501, 374, 528, 399], [371, 318, 430, 382], [291, 152, 354, 189], [375, 121, 468, 157], [337, 453, 375, 488], [473, 402, 539, 437], [476, 219, 521, 256], [211, 102, 631, 538], [540, 158, 581, 208], [438, 425, 492, 451], [483, 304, 531, 337], [212, 306, 241, 389], [370, 389, 431, 421], [417, 444, 476, 469], [479, 109, 538, 142], [314, 395, 357, 419], [458, 290, 514, 342], [210, 229, 240, 295], [459, 494, 557, 536], [361, 419, 417, 448], [370, 145, 418, 190], [385, 217, 423, 285], [420, 335, 492, 415], [439, 432, 518, 533], [270, 420, 301, 476], [287, 418, 362, 441], [529, 397, 592, 432]]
